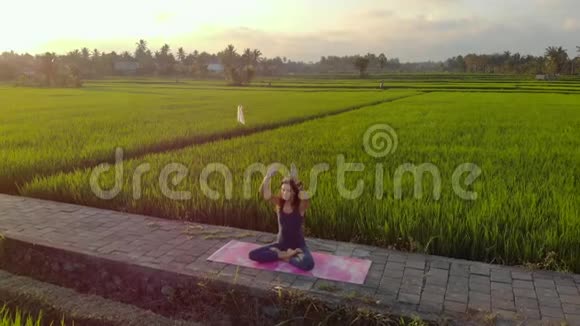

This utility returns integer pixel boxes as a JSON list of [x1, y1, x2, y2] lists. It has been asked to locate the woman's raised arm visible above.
[[259, 166, 278, 205]]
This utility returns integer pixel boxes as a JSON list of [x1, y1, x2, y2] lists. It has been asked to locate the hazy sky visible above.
[[2, 0, 579, 62]]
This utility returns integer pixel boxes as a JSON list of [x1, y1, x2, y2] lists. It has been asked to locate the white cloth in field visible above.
[[237, 105, 246, 125]]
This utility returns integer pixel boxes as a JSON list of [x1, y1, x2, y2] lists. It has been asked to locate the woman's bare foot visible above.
[[277, 249, 299, 262], [269, 247, 281, 254], [286, 248, 301, 259], [279, 250, 292, 261], [269, 247, 288, 260], [289, 248, 304, 260], [270, 248, 288, 261]]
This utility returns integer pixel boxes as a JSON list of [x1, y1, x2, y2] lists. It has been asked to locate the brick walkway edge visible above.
[[0, 194, 579, 325]]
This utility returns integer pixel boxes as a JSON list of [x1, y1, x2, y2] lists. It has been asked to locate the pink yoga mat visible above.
[[207, 240, 372, 284]]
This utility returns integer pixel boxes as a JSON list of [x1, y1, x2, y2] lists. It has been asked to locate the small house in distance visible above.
[[113, 61, 139, 75], [207, 63, 224, 73], [535, 74, 559, 81]]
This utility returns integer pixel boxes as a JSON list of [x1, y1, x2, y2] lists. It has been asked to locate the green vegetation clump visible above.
[[0, 305, 67, 326]]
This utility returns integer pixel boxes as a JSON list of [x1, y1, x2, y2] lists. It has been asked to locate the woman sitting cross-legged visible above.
[[248, 165, 314, 271]]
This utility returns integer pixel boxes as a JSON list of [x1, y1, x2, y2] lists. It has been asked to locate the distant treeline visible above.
[[0, 40, 578, 87]]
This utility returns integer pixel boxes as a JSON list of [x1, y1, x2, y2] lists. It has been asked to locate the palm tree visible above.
[[218, 45, 261, 85], [193, 51, 208, 77], [354, 56, 370, 78], [177, 47, 186, 63], [241, 48, 261, 66], [134, 40, 154, 75], [81, 48, 90, 61], [160, 44, 170, 56], [220, 44, 238, 68], [378, 53, 387, 71], [220, 45, 241, 85], [241, 49, 255, 84], [39, 52, 57, 86], [135, 39, 148, 57], [241, 48, 252, 66], [67, 49, 81, 58], [66, 49, 82, 68], [243, 49, 262, 83], [121, 51, 132, 60], [502, 51, 512, 72], [544, 46, 568, 74], [511, 52, 521, 73], [252, 49, 262, 65], [155, 44, 174, 75]]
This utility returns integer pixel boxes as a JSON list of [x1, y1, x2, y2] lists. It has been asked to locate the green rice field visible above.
[[3, 74, 580, 272], [0, 83, 416, 192]]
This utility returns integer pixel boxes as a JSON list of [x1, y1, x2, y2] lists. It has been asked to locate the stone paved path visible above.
[[0, 194, 579, 325]]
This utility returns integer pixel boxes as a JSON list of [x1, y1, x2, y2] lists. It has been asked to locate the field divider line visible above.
[[261, 83, 580, 94], [13, 92, 426, 194], [424, 88, 580, 95]]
